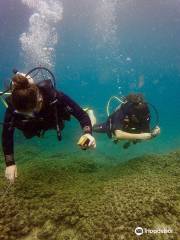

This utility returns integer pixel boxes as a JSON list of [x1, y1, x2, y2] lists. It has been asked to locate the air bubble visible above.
[[20, 0, 63, 70]]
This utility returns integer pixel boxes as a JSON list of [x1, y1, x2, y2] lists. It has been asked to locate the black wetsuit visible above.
[[2, 80, 92, 166], [93, 101, 150, 138]]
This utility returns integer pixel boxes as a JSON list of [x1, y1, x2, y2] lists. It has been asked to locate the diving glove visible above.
[[77, 133, 96, 150]]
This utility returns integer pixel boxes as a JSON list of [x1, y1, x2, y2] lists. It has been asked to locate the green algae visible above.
[[0, 148, 179, 240]]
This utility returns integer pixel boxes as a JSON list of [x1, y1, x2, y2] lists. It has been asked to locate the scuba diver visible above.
[[87, 93, 160, 148], [1, 67, 96, 183]]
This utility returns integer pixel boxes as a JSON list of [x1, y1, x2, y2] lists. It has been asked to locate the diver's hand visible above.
[[77, 133, 96, 150], [5, 165, 17, 183], [151, 126, 161, 138]]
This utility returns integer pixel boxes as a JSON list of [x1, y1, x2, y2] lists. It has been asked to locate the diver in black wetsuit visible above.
[[2, 73, 96, 183], [91, 93, 160, 148]]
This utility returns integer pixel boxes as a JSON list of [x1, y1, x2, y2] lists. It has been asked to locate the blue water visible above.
[[0, 0, 180, 161]]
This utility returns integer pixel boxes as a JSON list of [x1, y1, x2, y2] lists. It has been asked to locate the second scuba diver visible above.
[[2, 71, 96, 183], [87, 93, 160, 148]]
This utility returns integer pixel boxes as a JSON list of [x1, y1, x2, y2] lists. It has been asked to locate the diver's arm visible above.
[[2, 108, 15, 166], [58, 92, 92, 134], [114, 130, 152, 140], [2, 109, 17, 183], [114, 126, 160, 141], [57, 92, 96, 149]]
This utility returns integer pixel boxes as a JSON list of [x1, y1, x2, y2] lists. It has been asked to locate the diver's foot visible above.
[[123, 141, 131, 149], [133, 140, 141, 145]]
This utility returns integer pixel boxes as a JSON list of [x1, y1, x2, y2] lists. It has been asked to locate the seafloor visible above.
[[0, 147, 179, 240]]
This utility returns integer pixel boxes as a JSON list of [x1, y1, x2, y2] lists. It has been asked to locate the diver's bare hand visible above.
[[77, 134, 96, 150], [151, 126, 161, 138], [5, 165, 17, 183]]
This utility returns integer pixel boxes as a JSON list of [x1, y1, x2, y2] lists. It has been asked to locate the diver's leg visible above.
[[123, 140, 141, 149], [133, 140, 141, 144], [123, 141, 131, 149], [93, 122, 107, 133], [84, 108, 112, 137], [84, 108, 97, 126]]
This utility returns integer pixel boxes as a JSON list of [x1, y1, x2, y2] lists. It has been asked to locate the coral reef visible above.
[[0, 148, 179, 240]]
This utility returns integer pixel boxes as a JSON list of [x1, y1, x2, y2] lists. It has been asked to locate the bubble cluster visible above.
[[20, 0, 63, 70], [95, 0, 118, 44]]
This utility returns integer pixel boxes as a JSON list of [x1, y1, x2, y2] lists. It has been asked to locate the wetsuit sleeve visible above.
[[57, 92, 92, 134], [2, 108, 15, 166]]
